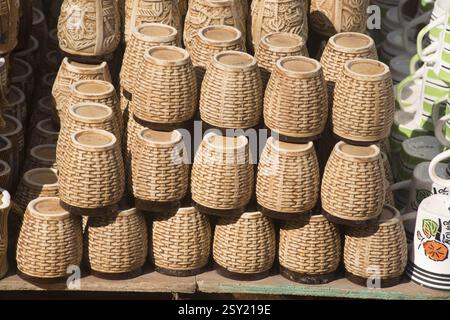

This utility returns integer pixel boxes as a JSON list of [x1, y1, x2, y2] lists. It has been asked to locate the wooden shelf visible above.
[[1, 268, 449, 299]]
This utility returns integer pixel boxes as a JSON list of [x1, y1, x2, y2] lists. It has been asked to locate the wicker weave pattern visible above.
[[191, 134, 254, 210], [124, 116, 145, 196], [279, 214, 341, 275], [131, 130, 189, 202], [59, 130, 125, 209], [85, 207, 148, 273], [256, 139, 320, 213], [121, 23, 178, 94], [200, 51, 262, 129], [321, 142, 385, 221], [385, 181, 395, 206], [343, 208, 407, 279], [213, 212, 275, 274], [0, 190, 10, 279], [151, 207, 211, 270], [28, 119, 60, 151], [381, 152, 394, 185], [16, 198, 83, 278], [264, 57, 328, 138], [332, 59, 394, 142], [132, 47, 197, 124]]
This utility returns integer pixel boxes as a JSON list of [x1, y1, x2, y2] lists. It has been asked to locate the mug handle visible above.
[[402, 11, 432, 53], [417, 16, 445, 62], [409, 53, 421, 74], [396, 65, 426, 109], [429, 150, 450, 187], [434, 114, 450, 148]]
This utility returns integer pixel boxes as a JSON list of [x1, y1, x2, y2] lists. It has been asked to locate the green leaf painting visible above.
[[423, 219, 439, 238]]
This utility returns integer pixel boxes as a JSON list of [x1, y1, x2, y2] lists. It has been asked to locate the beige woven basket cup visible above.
[[23, 144, 57, 172], [255, 32, 308, 89], [256, 138, 320, 218], [67, 80, 122, 133], [124, 116, 145, 196], [344, 205, 408, 287], [191, 133, 254, 216], [131, 129, 189, 212], [16, 197, 83, 282], [213, 211, 275, 279], [124, 0, 182, 44], [0, 160, 11, 190], [200, 51, 262, 129], [4, 85, 27, 126], [131, 46, 197, 129], [184, 0, 246, 51], [381, 151, 394, 185], [0, 115, 24, 184], [321, 142, 385, 225], [52, 58, 111, 120], [59, 129, 125, 215], [29, 96, 58, 130], [384, 180, 395, 206], [279, 214, 341, 284], [28, 119, 59, 152], [333, 59, 394, 144], [191, 25, 244, 84], [151, 206, 211, 276], [320, 32, 378, 98], [85, 206, 148, 278], [121, 23, 178, 95], [56, 102, 120, 167], [0, 189, 11, 280], [264, 56, 328, 142]]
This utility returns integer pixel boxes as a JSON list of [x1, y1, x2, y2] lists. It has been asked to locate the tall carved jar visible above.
[[309, 0, 370, 37], [0, 0, 20, 54], [248, 0, 308, 52], [57, 0, 121, 57]]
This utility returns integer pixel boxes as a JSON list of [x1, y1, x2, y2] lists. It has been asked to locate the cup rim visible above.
[[36, 118, 59, 135], [62, 57, 108, 74], [0, 136, 12, 152], [145, 46, 190, 66], [23, 167, 58, 188], [11, 57, 33, 83], [260, 32, 305, 52], [0, 160, 11, 176], [213, 50, 257, 71], [276, 56, 321, 77], [268, 137, 314, 154], [138, 128, 183, 147], [344, 58, 391, 81], [203, 132, 248, 152], [0, 115, 23, 138], [198, 25, 242, 45], [69, 102, 113, 123], [30, 144, 56, 162], [335, 141, 380, 160], [71, 128, 117, 151], [71, 79, 115, 99], [7, 85, 26, 107], [133, 22, 178, 43], [329, 32, 375, 53], [28, 197, 69, 219]]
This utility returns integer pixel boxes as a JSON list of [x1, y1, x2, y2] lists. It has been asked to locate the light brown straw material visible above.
[[0, 189, 11, 279]]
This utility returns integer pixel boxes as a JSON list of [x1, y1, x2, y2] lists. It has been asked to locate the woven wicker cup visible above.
[[85, 206, 148, 278], [131, 46, 197, 130], [56, 102, 120, 167], [16, 197, 83, 282], [121, 23, 178, 95], [124, 115, 145, 191], [23, 144, 57, 173], [131, 129, 189, 212], [191, 25, 244, 85], [0, 160, 11, 190], [191, 133, 254, 216], [384, 180, 395, 206], [213, 211, 275, 279], [11, 57, 34, 104], [321, 142, 385, 226], [344, 205, 408, 287], [0, 115, 24, 185], [332, 59, 394, 144], [279, 214, 341, 284], [29, 96, 58, 130], [320, 32, 377, 98], [59, 129, 125, 215], [28, 119, 60, 151], [14, 168, 59, 212], [0, 189, 11, 279], [0, 0, 19, 55], [124, 0, 182, 44], [151, 206, 211, 276], [4, 85, 27, 126], [381, 151, 394, 185], [256, 138, 320, 218], [264, 56, 328, 142], [184, 0, 246, 51], [200, 51, 262, 129], [57, 0, 120, 57], [68, 80, 122, 133], [255, 32, 308, 89], [52, 58, 112, 120]]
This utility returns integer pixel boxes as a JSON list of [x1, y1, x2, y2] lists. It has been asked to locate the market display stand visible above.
[[0, 269, 448, 300]]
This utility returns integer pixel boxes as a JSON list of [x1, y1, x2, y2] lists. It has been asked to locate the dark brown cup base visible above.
[[193, 201, 246, 217], [322, 209, 379, 227], [134, 199, 181, 214], [60, 201, 118, 217], [280, 265, 336, 285], [122, 88, 132, 101], [258, 205, 309, 221], [215, 263, 269, 281], [201, 121, 259, 135], [155, 265, 207, 277], [90, 268, 143, 280], [63, 52, 114, 65], [333, 133, 381, 147], [17, 269, 68, 285], [271, 131, 321, 144], [133, 114, 191, 132], [345, 271, 402, 288]]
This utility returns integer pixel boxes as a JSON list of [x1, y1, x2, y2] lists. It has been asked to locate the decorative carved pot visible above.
[[0, 0, 20, 54]]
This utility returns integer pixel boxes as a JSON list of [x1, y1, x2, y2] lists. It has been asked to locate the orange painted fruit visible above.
[[423, 241, 449, 262]]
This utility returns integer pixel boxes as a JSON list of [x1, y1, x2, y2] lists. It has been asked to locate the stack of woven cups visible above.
[[320, 33, 408, 287]]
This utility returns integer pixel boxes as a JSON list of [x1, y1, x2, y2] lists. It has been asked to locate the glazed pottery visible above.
[[213, 211, 275, 280], [264, 56, 328, 142], [131, 129, 189, 212], [200, 51, 262, 129], [0, 0, 20, 54], [151, 206, 211, 276], [23, 144, 57, 172], [191, 133, 254, 216], [279, 214, 341, 284], [58, 129, 125, 215], [321, 142, 385, 225], [131, 46, 197, 130], [0, 189, 11, 279], [16, 197, 83, 283], [256, 138, 320, 219], [333, 59, 394, 144], [28, 119, 60, 151], [57, 0, 121, 57]]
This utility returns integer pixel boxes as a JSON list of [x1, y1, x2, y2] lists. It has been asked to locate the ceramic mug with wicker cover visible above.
[[0, 189, 11, 279], [0, 0, 20, 54]]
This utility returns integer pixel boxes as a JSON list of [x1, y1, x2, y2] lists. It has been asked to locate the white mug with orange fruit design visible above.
[[406, 149, 450, 290]]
